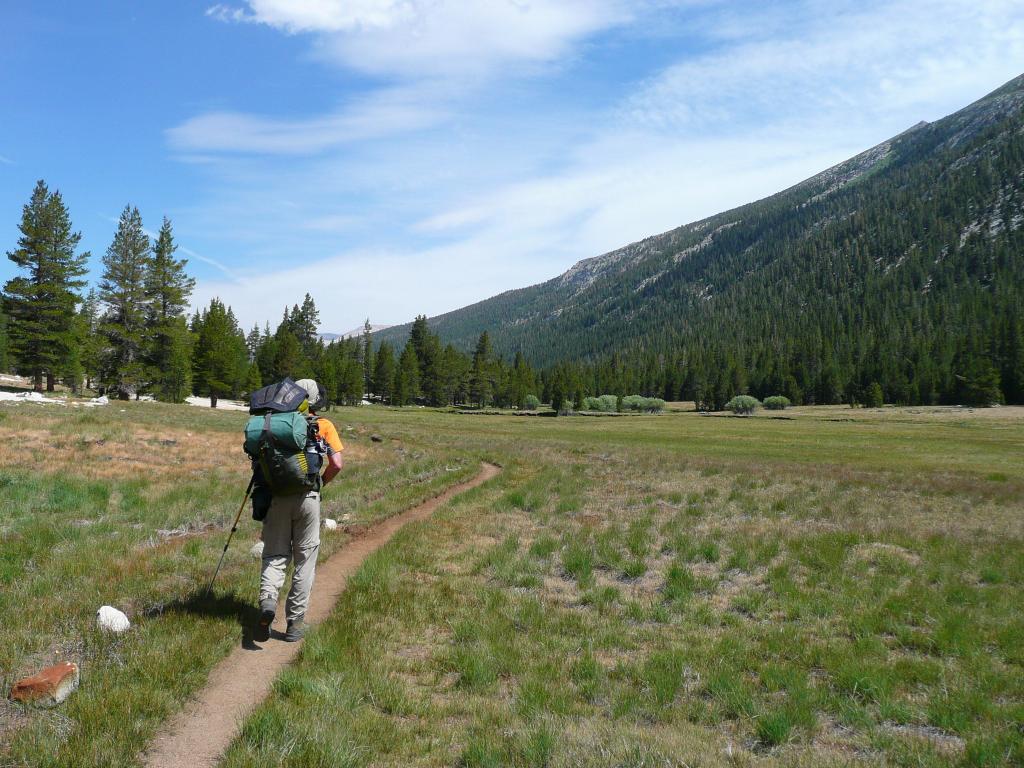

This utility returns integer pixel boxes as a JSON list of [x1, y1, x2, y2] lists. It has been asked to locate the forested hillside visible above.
[[378, 74, 1024, 406]]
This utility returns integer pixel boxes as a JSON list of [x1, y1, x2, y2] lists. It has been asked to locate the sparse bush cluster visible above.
[[577, 394, 665, 413], [582, 394, 618, 412], [620, 395, 666, 413], [523, 394, 541, 410], [725, 395, 760, 415], [763, 395, 791, 410]]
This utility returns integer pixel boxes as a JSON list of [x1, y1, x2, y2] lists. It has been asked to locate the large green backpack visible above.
[[243, 411, 323, 495]]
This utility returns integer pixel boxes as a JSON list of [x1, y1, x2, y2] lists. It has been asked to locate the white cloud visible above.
[[209, 0, 631, 76], [0, 154, 13, 165]]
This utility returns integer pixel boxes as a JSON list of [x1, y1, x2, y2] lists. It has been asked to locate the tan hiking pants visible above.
[[259, 490, 320, 623]]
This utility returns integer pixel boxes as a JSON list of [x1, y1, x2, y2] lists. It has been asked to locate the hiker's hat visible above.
[[295, 379, 326, 412]]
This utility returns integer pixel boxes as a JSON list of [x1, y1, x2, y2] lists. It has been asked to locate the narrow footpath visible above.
[[142, 461, 501, 768]]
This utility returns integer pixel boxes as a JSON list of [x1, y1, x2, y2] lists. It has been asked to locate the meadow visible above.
[[0, 399, 1021, 767]]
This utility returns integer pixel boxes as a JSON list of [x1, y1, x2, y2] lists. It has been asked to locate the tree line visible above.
[[0, 181, 547, 409], [3, 178, 1019, 410]]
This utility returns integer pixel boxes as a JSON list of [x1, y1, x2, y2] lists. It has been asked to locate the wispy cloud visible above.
[[623, 0, 1024, 136], [168, 83, 453, 155], [0, 154, 14, 165]]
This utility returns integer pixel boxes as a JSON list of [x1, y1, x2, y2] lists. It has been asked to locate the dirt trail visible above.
[[142, 462, 500, 768]]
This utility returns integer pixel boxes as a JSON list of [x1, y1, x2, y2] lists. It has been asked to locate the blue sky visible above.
[[2, 1, 1023, 333]]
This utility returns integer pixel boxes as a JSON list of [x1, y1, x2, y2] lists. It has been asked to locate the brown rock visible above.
[[370, 434, 384, 442], [10, 662, 79, 707]]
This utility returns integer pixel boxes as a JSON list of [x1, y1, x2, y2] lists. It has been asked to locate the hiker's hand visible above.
[[322, 452, 343, 486]]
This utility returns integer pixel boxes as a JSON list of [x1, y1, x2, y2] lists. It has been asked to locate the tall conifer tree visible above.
[[373, 342, 396, 404], [99, 206, 150, 398], [394, 341, 420, 405], [144, 217, 195, 401], [469, 331, 494, 407], [192, 298, 248, 407], [4, 180, 89, 391]]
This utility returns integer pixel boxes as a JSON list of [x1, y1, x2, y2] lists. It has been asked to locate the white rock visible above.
[[323, 518, 338, 531], [96, 605, 130, 633], [93, 395, 110, 405], [250, 541, 265, 559]]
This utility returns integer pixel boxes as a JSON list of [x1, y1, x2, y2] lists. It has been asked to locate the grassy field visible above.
[[1, 399, 1022, 766]]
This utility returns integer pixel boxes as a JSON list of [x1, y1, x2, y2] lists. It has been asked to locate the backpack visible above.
[[243, 382, 325, 497]]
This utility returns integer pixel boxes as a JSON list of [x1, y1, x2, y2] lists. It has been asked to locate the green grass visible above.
[[0, 400, 474, 767], [2, 400, 1023, 766]]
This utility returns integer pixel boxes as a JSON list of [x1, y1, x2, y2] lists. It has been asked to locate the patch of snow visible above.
[[0, 391, 66, 406], [185, 396, 248, 412]]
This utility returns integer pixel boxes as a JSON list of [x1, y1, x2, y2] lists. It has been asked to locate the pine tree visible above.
[[272, 329, 309, 381], [442, 343, 470, 405], [296, 293, 320, 353], [77, 289, 103, 390], [4, 180, 89, 391], [144, 217, 195, 401], [246, 324, 262, 363], [362, 318, 374, 396], [373, 342, 396, 404], [394, 341, 420, 405], [99, 205, 150, 398], [244, 360, 262, 395], [160, 316, 194, 403], [469, 331, 494, 407], [192, 298, 248, 407], [0, 307, 9, 373]]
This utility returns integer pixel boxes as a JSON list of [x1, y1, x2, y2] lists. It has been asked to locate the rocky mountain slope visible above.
[[377, 74, 1024, 401]]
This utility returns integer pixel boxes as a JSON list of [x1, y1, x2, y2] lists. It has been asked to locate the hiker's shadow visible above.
[[153, 592, 272, 651]]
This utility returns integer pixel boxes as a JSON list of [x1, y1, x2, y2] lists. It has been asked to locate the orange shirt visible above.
[[317, 417, 343, 455]]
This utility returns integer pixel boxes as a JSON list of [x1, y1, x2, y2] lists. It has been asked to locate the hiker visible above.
[[254, 379, 343, 642]]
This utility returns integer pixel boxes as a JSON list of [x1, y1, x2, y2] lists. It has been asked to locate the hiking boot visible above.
[[254, 598, 276, 642], [284, 617, 306, 642]]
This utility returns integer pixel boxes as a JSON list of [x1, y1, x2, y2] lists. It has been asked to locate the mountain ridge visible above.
[[375, 73, 1024, 405]]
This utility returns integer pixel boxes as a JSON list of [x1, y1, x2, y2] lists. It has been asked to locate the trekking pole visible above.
[[206, 475, 256, 597]]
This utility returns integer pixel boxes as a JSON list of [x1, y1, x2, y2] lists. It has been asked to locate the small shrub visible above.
[[763, 395, 790, 410], [865, 382, 884, 408], [523, 394, 540, 410], [725, 395, 760, 415]]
